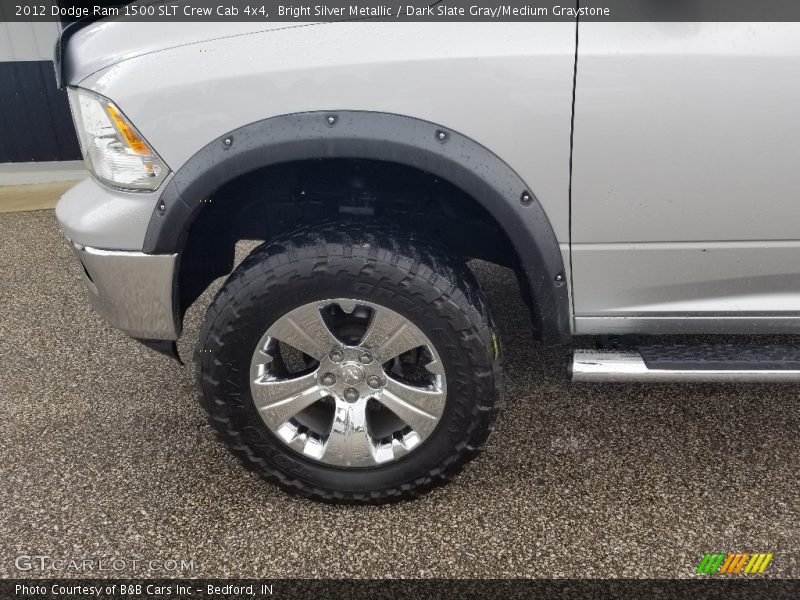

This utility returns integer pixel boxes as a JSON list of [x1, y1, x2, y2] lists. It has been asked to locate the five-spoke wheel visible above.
[[196, 223, 501, 502], [250, 299, 446, 467]]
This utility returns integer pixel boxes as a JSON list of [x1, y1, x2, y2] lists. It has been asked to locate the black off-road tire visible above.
[[195, 221, 503, 503]]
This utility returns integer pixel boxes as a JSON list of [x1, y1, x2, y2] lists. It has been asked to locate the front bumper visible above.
[[56, 173, 179, 342], [55, 174, 170, 251], [70, 243, 179, 340]]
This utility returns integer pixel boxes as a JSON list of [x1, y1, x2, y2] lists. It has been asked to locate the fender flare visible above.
[[143, 111, 571, 345]]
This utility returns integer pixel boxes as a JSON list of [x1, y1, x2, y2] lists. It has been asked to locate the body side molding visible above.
[[143, 111, 571, 345]]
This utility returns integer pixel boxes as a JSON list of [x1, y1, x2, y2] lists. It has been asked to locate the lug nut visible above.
[[359, 351, 373, 364], [329, 349, 344, 362], [344, 388, 359, 402], [367, 375, 382, 389], [321, 372, 336, 386]]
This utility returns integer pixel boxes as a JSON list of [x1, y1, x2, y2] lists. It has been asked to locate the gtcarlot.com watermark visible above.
[[15, 555, 197, 573]]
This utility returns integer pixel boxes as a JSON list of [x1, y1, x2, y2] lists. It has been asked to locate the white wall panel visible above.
[[0, 22, 61, 62]]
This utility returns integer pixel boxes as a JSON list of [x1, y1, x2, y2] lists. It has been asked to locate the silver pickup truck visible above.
[[55, 20, 800, 502]]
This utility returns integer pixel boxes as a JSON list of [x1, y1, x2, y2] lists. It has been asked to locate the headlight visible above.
[[68, 87, 168, 192]]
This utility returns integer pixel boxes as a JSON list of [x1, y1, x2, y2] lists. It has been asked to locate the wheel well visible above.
[[177, 158, 532, 325]]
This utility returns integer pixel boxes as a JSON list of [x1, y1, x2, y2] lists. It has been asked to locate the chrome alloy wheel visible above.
[[249, 299, 447, 467]]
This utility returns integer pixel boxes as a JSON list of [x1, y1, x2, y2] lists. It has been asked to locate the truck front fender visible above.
[[143, 111, 571, 345]]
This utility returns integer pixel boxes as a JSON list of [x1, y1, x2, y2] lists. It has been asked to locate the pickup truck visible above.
[[55, 19, 800, 502]]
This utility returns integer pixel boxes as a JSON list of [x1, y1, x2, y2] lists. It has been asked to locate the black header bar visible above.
[[5, 1, 800, 22]]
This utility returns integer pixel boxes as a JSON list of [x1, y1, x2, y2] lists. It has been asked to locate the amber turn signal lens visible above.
[[105, 104, 149, 155]]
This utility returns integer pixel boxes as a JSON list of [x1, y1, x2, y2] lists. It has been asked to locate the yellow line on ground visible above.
[[745, 553, 765, 574], [758, 553, 774, 574]]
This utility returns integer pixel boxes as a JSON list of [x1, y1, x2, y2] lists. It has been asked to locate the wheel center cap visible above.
[[339, 362, 365, 386]]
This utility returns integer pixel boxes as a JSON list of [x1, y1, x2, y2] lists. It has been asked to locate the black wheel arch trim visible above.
[[143, 110, 571, 345]]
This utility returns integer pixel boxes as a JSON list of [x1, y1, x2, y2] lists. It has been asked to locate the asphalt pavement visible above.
[[1, 210, 798, 578]]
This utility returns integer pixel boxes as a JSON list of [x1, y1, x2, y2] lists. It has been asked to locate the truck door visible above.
[[570, 23, 800, 334]]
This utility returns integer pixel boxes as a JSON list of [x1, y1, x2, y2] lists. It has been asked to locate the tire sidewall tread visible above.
[[195, 221, 503, 503]]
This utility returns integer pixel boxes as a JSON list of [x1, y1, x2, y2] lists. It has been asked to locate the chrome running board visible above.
[[571, 349, 800, 383]]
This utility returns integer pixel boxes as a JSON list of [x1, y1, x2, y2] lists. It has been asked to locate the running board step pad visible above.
[[571, 344, 800, 382]]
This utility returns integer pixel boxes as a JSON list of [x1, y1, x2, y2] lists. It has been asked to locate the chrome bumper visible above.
[[70, 244, 179, 340]]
